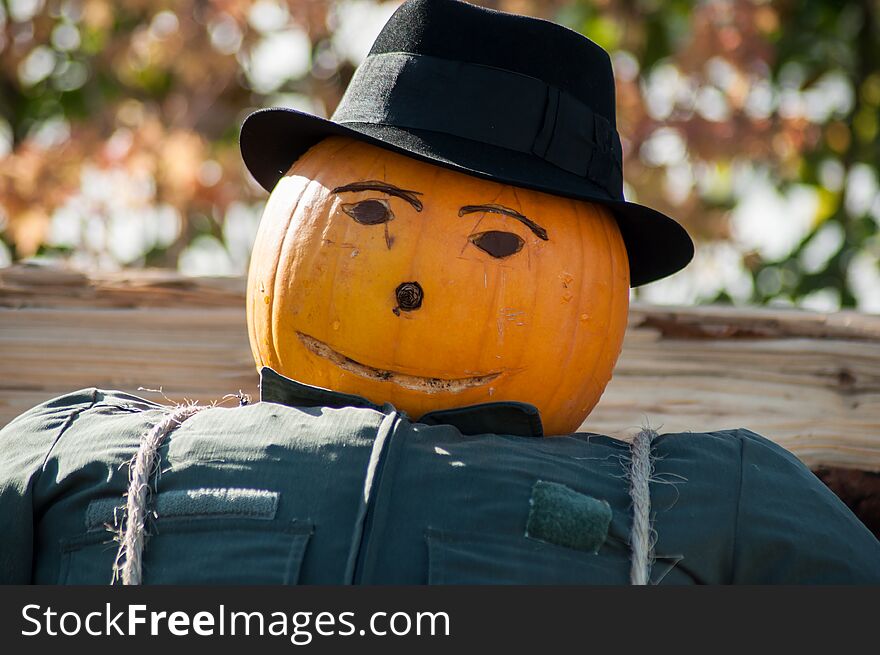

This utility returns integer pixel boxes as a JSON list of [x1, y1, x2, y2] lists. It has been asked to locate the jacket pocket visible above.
[[425, 528, 628, 585], [59, 489, 312, 585]]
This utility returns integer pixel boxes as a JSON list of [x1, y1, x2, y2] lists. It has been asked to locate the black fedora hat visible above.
[[240, 0, 693, 286]]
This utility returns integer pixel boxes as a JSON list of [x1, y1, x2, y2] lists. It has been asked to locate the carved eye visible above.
[[341, 199, 393, 225], [470, 230, 524, 259]]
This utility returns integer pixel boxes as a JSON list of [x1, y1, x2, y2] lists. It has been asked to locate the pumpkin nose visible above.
[[395, 281, 424, 312]]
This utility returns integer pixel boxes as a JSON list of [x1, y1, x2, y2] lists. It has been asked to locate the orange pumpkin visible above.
[[246, 136, 630, 435]]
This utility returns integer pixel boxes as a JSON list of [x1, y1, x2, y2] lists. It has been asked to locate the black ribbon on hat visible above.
[[333, 52, 624, 197]]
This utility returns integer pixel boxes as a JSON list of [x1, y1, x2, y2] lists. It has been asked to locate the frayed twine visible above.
[[222, 390, 251, 406], [625, 427, 658, 586], [111, 401, 205, 585], [109, 389, 251, 584], [138, 386, 250, 408]]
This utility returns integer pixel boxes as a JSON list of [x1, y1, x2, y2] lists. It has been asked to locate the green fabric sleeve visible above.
[[0, 389, 101, 583], [731, 429, 880, 584]]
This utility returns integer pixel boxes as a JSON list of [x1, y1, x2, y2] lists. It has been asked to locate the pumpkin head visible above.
[[246, 136, 630, 435]]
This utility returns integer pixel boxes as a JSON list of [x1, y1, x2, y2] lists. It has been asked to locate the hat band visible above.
[[332, 52, 624, 198]]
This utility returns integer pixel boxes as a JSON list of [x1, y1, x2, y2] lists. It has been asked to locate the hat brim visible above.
[[240, 107, 693, 287]]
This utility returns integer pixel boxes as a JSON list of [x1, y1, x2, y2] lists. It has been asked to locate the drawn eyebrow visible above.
[[458, 204, 548, 240], [331, 180, 424, 212]]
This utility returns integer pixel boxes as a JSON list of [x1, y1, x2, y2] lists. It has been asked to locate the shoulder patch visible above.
[[525, 480, 612, 554]]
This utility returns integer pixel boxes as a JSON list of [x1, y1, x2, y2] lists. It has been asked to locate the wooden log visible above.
[[2, 263, 879, 473]]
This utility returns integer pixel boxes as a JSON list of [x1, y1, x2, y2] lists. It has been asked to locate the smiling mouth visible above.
[[297, 332, 500, 394]]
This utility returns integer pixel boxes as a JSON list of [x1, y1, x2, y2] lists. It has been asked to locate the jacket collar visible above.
[[259, 367, 544, 438]]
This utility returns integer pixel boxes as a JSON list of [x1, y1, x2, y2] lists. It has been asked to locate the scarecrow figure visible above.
[[1, 0, 878, 585]]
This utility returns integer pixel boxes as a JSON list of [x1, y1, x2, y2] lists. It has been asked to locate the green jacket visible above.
[[1, 367, 878, 584]]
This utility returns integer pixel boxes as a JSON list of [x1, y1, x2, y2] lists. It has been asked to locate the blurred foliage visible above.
[[0, 0, 878, 311]]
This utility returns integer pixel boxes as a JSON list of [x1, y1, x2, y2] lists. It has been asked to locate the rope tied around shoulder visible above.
[[627, 428, 657, 585], [113, 403, 205, 585]]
